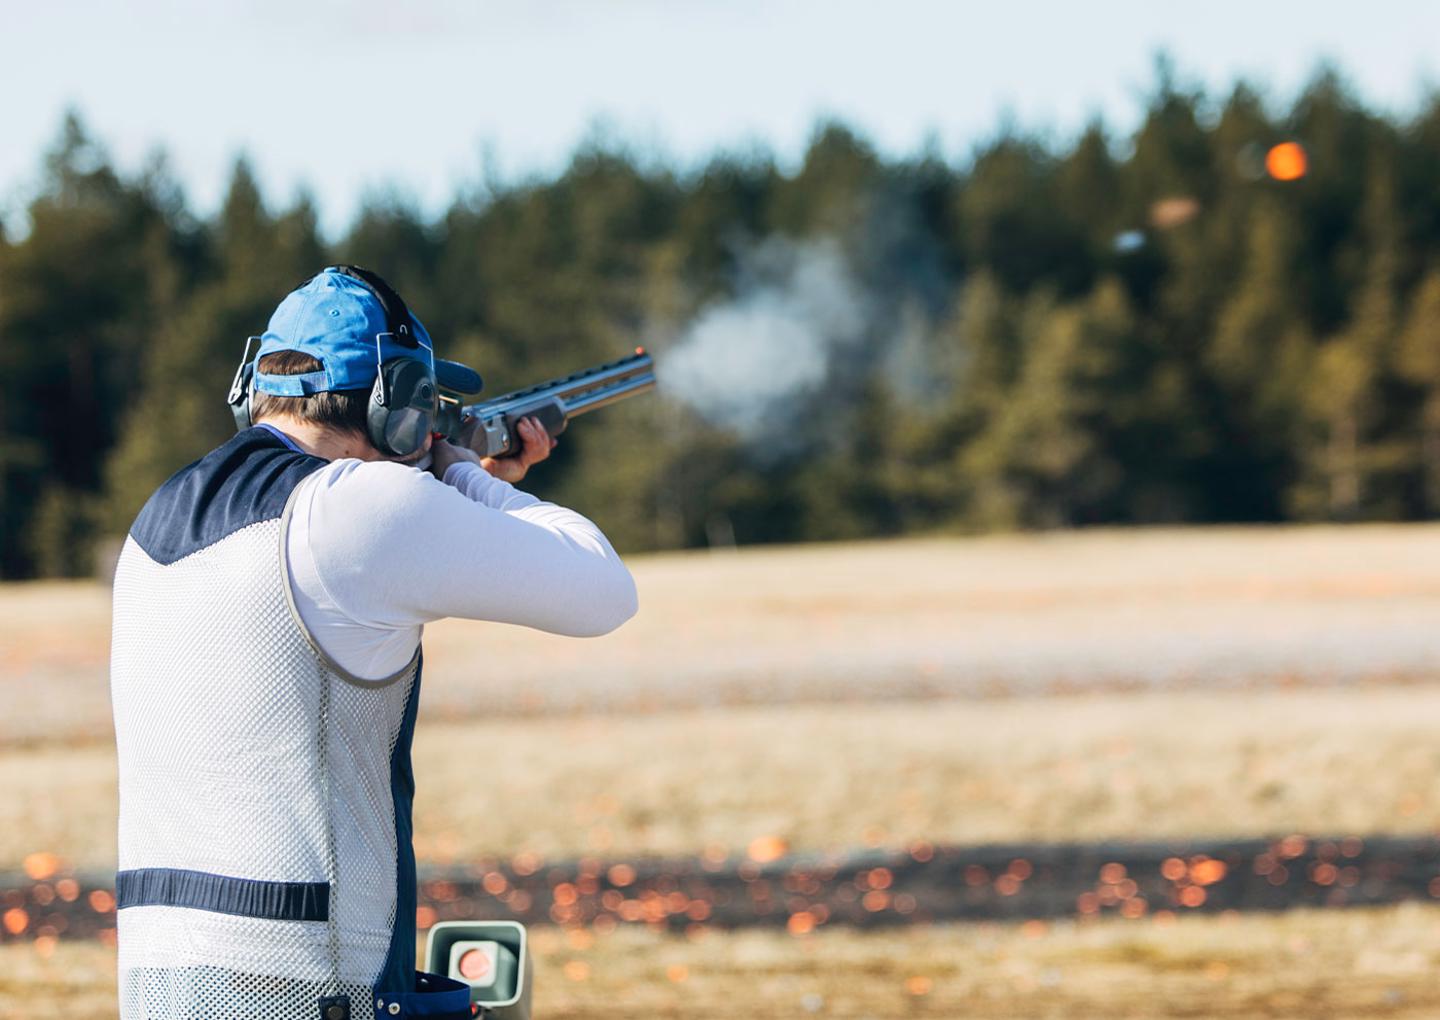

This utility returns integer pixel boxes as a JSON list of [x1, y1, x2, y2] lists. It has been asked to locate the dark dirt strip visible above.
[[5, 833, 1439, 945]]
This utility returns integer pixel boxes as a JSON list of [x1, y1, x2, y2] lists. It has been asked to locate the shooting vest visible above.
[[110, 427, 469, 1020]]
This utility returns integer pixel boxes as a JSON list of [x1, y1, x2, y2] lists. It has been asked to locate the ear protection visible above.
[[227, 265, 440, 458], [226, 343, 261, 432]]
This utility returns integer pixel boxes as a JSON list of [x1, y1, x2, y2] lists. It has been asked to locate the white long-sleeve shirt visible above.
[[266, 425, 638, 680]]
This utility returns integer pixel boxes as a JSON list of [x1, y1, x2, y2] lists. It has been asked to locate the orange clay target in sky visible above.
[[1265, 142, 1308, 181]]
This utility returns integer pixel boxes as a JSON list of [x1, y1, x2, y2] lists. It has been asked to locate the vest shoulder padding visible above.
[[129, 428, 328, 565]]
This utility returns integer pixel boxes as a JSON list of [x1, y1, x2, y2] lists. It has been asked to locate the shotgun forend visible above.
[[444, 349, 656, 458]]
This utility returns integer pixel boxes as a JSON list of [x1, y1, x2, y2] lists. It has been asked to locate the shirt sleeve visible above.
[[299, 458, 638, 637]]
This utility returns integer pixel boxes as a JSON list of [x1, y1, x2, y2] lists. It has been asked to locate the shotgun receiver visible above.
[[439, 349, 655, 458]]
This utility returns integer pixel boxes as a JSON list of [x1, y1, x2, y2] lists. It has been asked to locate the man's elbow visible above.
[[601, 566, 640, 633], [574, 564, 638, 637], [615, 569, 640, 626]]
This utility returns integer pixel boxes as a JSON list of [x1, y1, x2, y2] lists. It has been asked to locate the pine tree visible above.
[[0, 112, 187, 575], [1204, 197, 1312, 517], [1292, 149, 1403, 519], [1394, 269, 1440, 512], [963, 280, 1138, 527]]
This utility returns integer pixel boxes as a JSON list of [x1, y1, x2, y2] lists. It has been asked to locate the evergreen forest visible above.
[[5, 64, 1440, 578]]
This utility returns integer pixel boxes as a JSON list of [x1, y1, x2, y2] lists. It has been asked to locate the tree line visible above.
[[4, 62, 1440, 577]]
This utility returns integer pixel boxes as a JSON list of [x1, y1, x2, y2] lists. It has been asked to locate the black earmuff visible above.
[[367, 358, 438, 458]]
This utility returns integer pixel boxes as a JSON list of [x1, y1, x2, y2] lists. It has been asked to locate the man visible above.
[[110, 266, 637, 1019]]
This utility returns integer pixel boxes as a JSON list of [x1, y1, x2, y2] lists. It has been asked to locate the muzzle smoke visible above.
[[656, 237, 871, 442]]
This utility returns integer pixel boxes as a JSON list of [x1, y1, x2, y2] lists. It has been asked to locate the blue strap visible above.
[[116, 867, 329, 922], [253, 369, 331, 396], [373, 655, 424, 997]]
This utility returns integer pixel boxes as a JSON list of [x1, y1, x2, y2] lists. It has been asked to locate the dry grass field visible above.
[[6, 686, 1440, 874], [8, 524, 1440, 747], [7, 904, 1440, 1018], [6, 525, 1440, 1017]]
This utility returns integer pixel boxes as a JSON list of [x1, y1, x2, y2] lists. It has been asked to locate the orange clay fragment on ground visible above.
[[23, 853, 61, 881], [787, 911, 817, 935], [1191, 859, 1228, 886], [747, 836, 788, 863]]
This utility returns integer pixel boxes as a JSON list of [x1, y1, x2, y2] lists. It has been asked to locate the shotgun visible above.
[[437, 349, 655, 457]]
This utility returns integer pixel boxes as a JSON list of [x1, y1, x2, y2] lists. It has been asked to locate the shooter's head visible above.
[[229, 266, 482, 459]]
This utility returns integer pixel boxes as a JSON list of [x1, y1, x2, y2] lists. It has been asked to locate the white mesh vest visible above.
[[110, 428, 469, 1020]]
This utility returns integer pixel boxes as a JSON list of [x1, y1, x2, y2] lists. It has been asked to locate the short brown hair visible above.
[[249, 351, 370, 435]]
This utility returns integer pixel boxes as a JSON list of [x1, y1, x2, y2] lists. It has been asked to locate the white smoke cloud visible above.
[[657, 237, 869, 441]]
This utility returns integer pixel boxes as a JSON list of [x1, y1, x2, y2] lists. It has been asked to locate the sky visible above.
[[3, 0, 1439, 237]]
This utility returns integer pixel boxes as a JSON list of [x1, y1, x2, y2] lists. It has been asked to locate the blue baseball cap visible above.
[[251, 267, 483, 396]]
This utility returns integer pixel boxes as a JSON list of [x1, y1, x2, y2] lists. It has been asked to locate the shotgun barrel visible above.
[[447, 349, 655, 458]]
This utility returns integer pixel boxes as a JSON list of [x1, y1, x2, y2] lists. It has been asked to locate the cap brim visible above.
[[436, 359, 483, 395]]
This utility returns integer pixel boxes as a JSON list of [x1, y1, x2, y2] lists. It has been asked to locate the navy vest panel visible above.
[[129, 427, 327, 565]]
